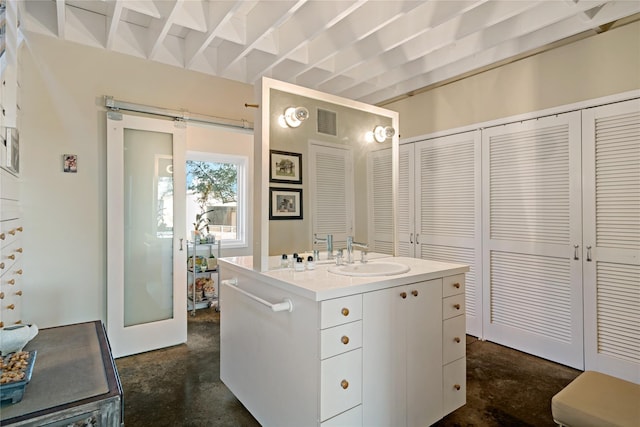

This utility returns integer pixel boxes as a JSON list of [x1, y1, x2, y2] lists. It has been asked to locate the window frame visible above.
[[186, 151, 248, 249]]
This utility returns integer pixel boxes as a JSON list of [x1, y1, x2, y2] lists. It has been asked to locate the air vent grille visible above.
[[317, 109, 337, 136]]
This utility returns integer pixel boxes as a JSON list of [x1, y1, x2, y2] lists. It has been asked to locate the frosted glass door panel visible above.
[[123, 129, 173, 326]]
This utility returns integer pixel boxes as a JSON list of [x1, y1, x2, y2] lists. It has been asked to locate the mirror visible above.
[[253, 78, 398, 271]]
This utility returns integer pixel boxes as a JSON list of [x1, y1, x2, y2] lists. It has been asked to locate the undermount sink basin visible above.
[[328, 261, 410, 277]]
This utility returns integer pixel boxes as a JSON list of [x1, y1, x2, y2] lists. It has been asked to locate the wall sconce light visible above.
[[279, 106, 309, 128], [366, 125, 396, 143]]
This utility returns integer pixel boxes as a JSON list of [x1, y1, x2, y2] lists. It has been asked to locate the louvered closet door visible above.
[[397, 144, 415, 257], [309, 142, 354, 250], [367, 147, 393, 254], [482, 112, 583, 369], [415, 131, 483, 338], [583, 99, 640, 383]]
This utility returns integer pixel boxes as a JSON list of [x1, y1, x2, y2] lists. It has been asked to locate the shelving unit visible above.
[[187, 240, 221, 316]]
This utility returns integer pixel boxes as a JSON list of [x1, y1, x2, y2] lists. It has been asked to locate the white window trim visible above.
[[186, 151, 248, 249]]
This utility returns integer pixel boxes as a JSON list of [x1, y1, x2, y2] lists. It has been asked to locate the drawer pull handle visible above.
[[453, 282, 460, 289], [16, 248, 23, 253], [340, 380, 349, 390], [16, 269, 22, 275], [0, 262, 4, 269], [16, 291, 22, 296], [400, 292, 407, 299], [454, 384, 461, 391], [341, 308, 350, 317], [8, 254, 15, 260], [454, 337, 461, 343], [341, 335, 350, 345], [0, 233, 4, 240], [453, 304, 460, 310], [0, 292, 4, 299], [8, 279, 15, 285], [411, 290, 418, 297], [7, 304, 15, 310], [17, 227, 23, 232], [9, 229, 16, 236]]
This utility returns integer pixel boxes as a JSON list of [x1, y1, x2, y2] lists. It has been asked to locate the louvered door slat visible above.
[[368, 148, 393, 254]]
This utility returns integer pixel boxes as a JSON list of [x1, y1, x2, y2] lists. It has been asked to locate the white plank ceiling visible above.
[[21, 0, 640, 105]]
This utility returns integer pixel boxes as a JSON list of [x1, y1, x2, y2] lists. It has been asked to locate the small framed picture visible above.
[[270, 150, 302, 184], [269, 187, 303, 220], [63, 154, 78, 173]]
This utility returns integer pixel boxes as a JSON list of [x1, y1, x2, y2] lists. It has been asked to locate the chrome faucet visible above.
[[346, 236, 368, 264], [313, 234, 334, 260]]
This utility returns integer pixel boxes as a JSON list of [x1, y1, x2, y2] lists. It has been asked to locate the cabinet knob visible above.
[[0, 292, 4, 299], [454, 384, 461, 391], [453, 304, 461, 310], [16, 248, 23, 253], [16, 291, 22, 296], [8, 254, 15, 260], [7, 304, 15, 310], [8, 279, 15, 285], [341, 335, 350, 345], [0, 322, 3, 328], [340, 379, 349, 390], [17, 227, 23, 232], [454, 337, 461, 343], [16, 269, 22, 275], [0, 233, 4, 240], [8, 229, 16, 236], [453, 282, 460, 289], [341, 308, 350, 317], [0, 262, 4, 269], [411, 290, 418, 297], [400, 292, 407, 299]]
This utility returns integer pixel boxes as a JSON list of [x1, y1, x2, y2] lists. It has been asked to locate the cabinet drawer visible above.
[[321, 404, 362, 427], [320, 348, 362, 422], [443, 315, 465, 364], [443, 357, 466, 416], [442, 294, 465, 320], [443, 274, 465, 298], [321, 320, 362, 360], [320, 295, 362, 329]]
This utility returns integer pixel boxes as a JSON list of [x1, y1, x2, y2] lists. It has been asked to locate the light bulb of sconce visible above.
[[283, 106, 309, 128], [373, 125, 396, 142], [365, 131, 375, 143]]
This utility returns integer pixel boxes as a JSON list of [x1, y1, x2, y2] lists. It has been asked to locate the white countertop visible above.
[[218, 254, 469, 301]]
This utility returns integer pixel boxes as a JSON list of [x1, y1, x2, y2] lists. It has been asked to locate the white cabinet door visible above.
[[363, 279, 442, 427], [582, 99, 640, 383], [481, 111, 584, 369]]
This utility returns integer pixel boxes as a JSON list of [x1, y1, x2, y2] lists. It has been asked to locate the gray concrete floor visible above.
[[115, 308, 580, 426]]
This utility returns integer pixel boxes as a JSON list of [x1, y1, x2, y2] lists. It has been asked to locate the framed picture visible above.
[[269, 187, 303, 220], [63, 154, 78, 173], [5, 127, 18, 175], [270, 150, 302, 184]]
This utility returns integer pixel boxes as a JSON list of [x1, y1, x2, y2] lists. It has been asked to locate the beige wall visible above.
[[20, 32, 254, 327], [386, 21, 640, 139]]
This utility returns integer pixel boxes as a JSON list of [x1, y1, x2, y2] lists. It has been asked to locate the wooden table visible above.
[[0, 321, 122, 426]]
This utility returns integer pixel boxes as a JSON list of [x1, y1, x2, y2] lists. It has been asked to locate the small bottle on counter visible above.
[[307, 255, 315, 270], [281, 254, 288, 269], [294, 257, 305, 272]]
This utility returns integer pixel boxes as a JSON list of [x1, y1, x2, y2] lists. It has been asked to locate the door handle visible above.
[[179, 238, 184, 251], [586, 245, 592, 262], [409, 233, 413, 244], [573, 244, 579, 260], [415, 234, 419, 244]]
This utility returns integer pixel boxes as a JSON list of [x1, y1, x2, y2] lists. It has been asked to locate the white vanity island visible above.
[[219, 255, 469, 427]]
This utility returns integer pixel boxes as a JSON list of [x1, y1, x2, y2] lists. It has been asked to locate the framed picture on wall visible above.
[[5, 127, 18, 175], [270, 150, 302, 184], [269, 187, 303, 220]]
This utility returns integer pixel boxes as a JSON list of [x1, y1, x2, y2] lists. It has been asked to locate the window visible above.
[[186, 153, 247, 248]]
